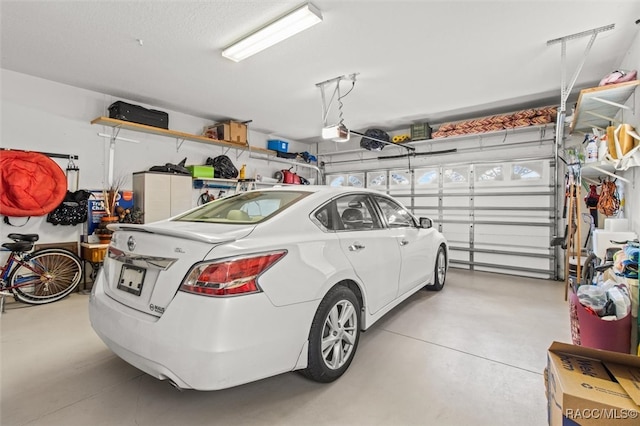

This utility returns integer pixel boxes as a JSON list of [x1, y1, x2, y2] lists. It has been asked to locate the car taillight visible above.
[[180, 250, 286, 297]]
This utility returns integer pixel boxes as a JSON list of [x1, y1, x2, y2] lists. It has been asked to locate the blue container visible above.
[[267, 139, 289, 152]]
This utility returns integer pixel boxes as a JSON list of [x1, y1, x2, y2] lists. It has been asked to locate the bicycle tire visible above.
[[9, 248, 82, 304]]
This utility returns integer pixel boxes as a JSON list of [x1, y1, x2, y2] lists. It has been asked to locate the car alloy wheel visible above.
[[321, 299, 358, 370], [301, 285, 360, 382], [427, 246, 446, 292]]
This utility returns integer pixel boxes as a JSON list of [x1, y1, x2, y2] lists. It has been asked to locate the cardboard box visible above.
[[187, 165, 214, 178], [215, 121, 247, 145], [546, 341, 640, 425]]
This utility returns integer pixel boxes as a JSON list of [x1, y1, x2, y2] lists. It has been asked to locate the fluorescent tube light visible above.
[[222, 3, 322, 62]]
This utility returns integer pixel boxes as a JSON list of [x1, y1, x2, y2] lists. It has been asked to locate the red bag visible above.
[[281, 169, 301, 184], [0, 151, 67, 217]]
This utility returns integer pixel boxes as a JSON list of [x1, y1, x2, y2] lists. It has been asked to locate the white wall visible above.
[[0, 69, 316, 244]]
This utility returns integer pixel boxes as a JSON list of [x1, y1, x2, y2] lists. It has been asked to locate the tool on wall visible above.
[[198, 190, 216, 205]]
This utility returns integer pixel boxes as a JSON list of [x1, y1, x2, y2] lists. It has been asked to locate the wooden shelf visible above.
[[91, 116, 277, 155], [570, 80, 640, 134]]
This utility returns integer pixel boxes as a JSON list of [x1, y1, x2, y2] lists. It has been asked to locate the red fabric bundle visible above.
[[0, 150, 67, 217]]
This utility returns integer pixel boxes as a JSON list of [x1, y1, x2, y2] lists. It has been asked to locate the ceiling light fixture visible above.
[[222, 3, 322, 62]]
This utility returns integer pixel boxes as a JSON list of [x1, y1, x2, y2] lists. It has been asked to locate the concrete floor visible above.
[[1, 269, 570, 426]]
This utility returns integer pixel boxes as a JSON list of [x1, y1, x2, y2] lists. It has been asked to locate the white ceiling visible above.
[[2, 1, 639, 143]]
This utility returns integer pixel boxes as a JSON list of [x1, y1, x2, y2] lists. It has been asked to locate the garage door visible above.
[[323, 125, 557, 279]]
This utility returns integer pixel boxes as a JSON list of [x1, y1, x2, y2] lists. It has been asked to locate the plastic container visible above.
[[584, 137, 598, 163], [267, 139, 289, 152], [186, 165, 214, 178], [570, 290, 631, 353]]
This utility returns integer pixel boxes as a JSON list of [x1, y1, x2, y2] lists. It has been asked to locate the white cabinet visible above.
[[132, 172, 192, 223]]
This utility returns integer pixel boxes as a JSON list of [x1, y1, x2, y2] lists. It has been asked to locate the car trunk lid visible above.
[[102, 222, 254, 317]]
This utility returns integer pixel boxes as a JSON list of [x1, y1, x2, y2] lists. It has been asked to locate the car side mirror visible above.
[[419, 217, 433, 229]]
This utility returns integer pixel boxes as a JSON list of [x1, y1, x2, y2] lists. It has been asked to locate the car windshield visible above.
[[174, 190, 310, 224]]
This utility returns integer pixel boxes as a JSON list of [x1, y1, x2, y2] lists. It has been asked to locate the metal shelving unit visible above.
[[570, 80, 639, 134]]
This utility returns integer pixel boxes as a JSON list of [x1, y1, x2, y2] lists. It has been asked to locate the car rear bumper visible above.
[[89, 271, 316, 390]]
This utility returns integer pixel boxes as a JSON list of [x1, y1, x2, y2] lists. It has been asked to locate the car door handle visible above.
[[348, 243, 365, 252], [400, 239, 409, 246]]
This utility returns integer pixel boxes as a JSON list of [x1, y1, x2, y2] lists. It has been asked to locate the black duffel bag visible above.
[[109, 101, 169, 129], [206, 155, 239, 179]]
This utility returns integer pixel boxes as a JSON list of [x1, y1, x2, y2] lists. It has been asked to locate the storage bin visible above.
[[81, 244, 108, 263], [187, 165, 214, 178], [267, 139, 289, 152], [570, 290, 631, 354]]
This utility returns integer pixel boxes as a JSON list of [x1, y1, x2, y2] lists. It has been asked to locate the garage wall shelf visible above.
[[318, 124, 554, 162], [570, 80, 639, 134], [192, 178, 238, 190], [91, 116, 277, 156], [192, 177, 304, 191]]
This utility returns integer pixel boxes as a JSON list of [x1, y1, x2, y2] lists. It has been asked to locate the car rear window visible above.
[[174, 190, 310, 224]]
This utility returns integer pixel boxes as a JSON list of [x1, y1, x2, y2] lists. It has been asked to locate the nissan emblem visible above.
[[127, 236, 136, 251]]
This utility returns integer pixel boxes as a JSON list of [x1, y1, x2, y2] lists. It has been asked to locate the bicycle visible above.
[[0, 233, 83, 311]]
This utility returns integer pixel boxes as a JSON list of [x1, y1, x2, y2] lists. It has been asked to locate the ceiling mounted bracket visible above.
[[316, 73, 358, 142], [547, 23, 615, 148], [316, 73, 358, 125]]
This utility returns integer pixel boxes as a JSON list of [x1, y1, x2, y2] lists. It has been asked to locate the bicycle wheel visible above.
[[9, 248, 82, 304]]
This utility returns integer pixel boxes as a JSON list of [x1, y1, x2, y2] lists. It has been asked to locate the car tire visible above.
[[301, 285, 361, 383], [426, 245, 446, 292]]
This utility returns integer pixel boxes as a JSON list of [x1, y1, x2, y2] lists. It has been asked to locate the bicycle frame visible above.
[[0, 250, 48, 291]]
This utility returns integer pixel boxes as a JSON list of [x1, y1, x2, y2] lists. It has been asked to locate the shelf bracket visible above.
[[583, 110, 620, 125], [587, 165, 630, 184], [176, 137, 186, 152], [590, 96, 632, 111]]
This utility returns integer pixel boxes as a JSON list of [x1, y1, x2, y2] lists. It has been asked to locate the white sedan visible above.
[[89, 186, 448, 390]]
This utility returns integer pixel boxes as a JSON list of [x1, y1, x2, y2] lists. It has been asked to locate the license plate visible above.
[[117, 264, 146, 296]]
